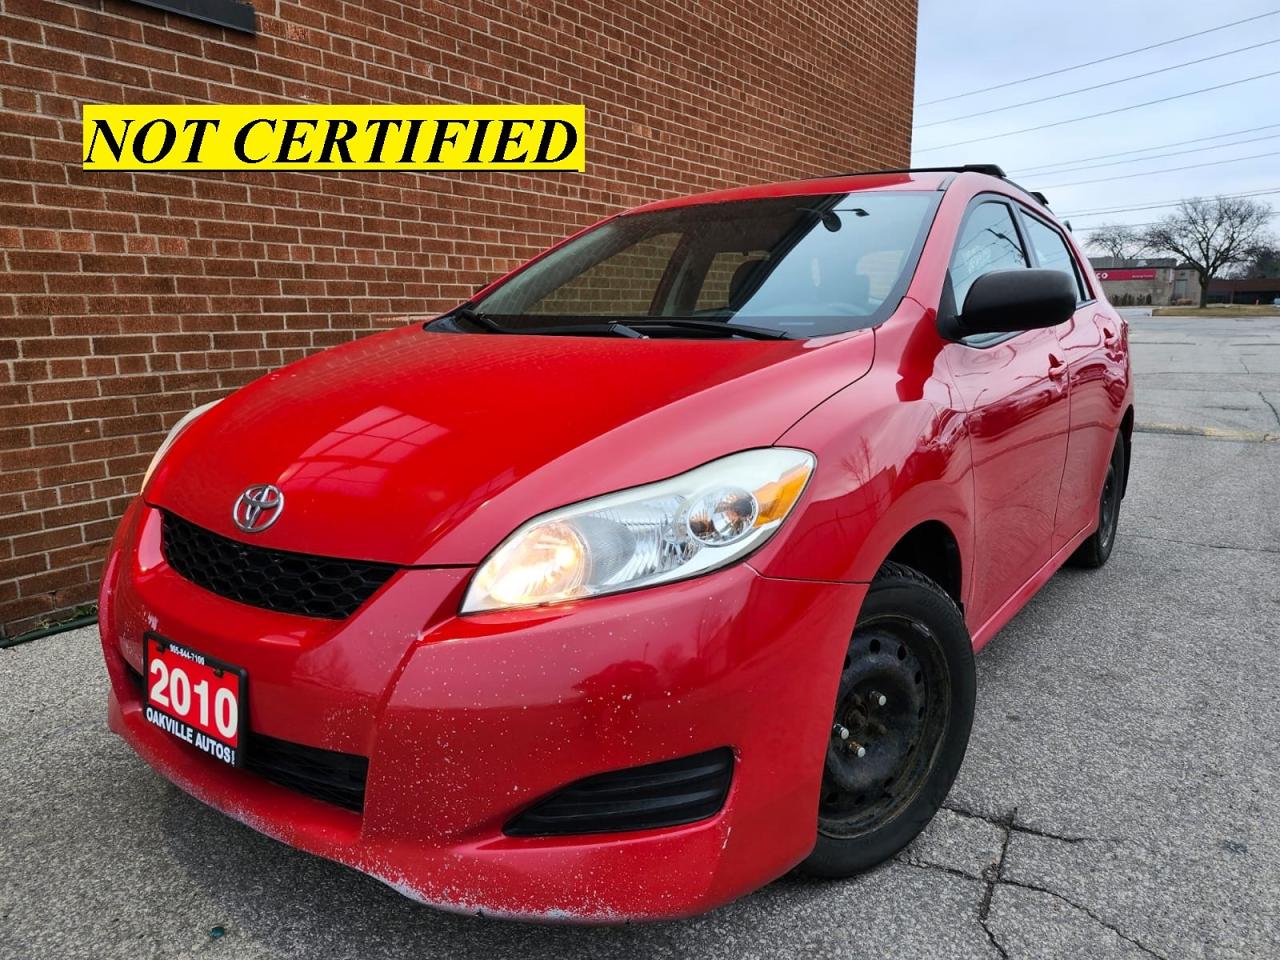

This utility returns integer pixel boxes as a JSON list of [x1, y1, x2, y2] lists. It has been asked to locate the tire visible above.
[[1068, 436, 1125, 569], [799, 561, 976, 879]]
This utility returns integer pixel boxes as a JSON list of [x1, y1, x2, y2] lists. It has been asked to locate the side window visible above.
[[1022, 215, 1087, 302], [949, 201, 1028, 308]]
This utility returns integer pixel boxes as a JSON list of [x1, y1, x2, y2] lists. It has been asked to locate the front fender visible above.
[[751, 311, 974, 597]]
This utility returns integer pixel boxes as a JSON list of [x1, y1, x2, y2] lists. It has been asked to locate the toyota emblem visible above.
[[232, 483, 284, 533]]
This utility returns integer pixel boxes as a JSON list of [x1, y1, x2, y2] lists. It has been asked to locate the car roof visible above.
[[625, 171, 953, 215], [624, 169, 1051, 217]]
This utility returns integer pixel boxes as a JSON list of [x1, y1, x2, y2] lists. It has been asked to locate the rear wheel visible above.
[[800, 562, 975, 878], [1069, 436, 1125, 569]]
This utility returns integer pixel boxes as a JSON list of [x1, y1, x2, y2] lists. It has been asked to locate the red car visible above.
[[99, 165, 1133, 921]]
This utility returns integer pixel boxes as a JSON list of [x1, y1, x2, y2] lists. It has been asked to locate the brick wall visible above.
[[0, 0, 917, 637]]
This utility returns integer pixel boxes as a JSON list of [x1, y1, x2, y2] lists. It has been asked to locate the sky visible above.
[[911, 0, 1280, 242]]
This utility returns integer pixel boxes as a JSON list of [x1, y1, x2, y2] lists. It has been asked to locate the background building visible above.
[[1089, 257, 1202, 306], [0, 0, 919, 637], [1207, 277, 1280, 305]]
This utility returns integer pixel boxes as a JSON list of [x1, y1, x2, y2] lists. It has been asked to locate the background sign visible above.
[[1096, 268, 1159, 281]]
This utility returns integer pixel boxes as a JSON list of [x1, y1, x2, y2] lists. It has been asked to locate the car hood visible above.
[[146, 324, 875, 566]]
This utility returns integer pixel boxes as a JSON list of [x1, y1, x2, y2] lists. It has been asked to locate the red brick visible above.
[[0, 0, 914, 637]]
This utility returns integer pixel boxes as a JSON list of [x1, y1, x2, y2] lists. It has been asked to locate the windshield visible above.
[[449, 191, 939, 339]]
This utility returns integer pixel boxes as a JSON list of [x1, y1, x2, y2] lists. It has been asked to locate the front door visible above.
[[1015, 210, 1121, 550], [942, 198, 1071, 632]]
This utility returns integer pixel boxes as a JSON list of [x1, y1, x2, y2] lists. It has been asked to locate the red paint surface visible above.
[[101, 170, 1134, 920]]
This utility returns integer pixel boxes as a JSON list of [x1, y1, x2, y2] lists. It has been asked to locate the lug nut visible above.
[[867, 689, 887, 708], [833, 723, 850, 741], [849, 741, 867, 758]]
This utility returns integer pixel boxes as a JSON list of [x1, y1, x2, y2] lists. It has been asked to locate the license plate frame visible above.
[[142, 631, 248, 767]]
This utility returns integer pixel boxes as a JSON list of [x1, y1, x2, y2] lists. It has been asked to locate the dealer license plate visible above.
[[143, 632, 247, 767]]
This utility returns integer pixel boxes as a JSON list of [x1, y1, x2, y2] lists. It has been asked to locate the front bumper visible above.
[[100, 501, 867, 921]]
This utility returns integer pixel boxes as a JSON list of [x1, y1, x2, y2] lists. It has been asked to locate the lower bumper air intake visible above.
[[505, 747, 734, 836]]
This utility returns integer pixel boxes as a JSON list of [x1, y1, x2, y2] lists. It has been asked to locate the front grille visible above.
[[160, 511, 396, 619], [505, 748, 734, 836], [126, 665, 369, 812]]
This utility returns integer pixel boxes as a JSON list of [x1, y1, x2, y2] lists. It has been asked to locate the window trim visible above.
[[128, 0, 257, 34]]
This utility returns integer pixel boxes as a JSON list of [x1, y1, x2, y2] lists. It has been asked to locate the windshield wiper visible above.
[[450, 307, 647, 339], [450, 306, 515, 334], [623, 319, 792, 340], [446, 308, 787, 340], [536, 320, 649, 338]]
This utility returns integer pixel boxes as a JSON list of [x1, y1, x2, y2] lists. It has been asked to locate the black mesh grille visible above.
[[126, 664, 368, 812], [160, 511, 396, 619], [505, 748, 734, 836]]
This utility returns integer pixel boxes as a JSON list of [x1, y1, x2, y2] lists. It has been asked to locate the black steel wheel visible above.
[[818, 613, 950, 836], [800, 562, 975, 878], [1069, 435, 1126, 569]]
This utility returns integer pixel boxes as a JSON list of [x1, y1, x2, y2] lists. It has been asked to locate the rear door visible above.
[[1016, 209, 1118, 549], [941, 198, 1072, 631]]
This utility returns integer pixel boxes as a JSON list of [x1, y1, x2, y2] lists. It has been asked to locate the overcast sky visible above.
[[911, 0, 1280, 236]]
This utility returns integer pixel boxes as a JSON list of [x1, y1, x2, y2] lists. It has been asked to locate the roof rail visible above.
[[815, 164, 1051, 208]]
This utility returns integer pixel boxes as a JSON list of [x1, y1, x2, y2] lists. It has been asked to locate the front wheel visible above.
[[799, 561, 976, 878]]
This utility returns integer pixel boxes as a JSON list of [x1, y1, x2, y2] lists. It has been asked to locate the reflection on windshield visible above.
[[467, 191, 938, 339]]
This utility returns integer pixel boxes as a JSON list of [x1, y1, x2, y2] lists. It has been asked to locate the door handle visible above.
[[1048, 354, 1069, 379]]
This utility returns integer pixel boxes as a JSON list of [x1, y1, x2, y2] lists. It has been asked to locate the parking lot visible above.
[[3, 313, 1278, 960]]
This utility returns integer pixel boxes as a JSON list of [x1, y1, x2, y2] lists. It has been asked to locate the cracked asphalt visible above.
[[3, 313, 1279, 959]]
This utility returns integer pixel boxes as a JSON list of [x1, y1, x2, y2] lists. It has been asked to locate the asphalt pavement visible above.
[[3, 314, 1279, 960]]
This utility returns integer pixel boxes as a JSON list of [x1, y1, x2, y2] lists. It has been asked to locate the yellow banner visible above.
[[82, 104, 585, 171]]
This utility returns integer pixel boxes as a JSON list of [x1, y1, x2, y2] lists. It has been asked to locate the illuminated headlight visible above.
[[462, 448, 815, 613], [141, 400, 220, 490]]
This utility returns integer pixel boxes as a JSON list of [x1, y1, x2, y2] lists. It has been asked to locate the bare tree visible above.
[[1086, 223, 1149, 260], [1231, 243, 1280, 279], [1142, 197, 1275, 307]]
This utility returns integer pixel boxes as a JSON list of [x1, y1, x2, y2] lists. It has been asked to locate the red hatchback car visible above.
[[99, 165, 1132, 921]]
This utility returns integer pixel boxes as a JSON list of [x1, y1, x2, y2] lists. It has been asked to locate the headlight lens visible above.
[[141, 400, 220, 490], [462, 448, 815, 613]]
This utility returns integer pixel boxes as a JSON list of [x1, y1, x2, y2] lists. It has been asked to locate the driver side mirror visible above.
[[940, 268, 1077, 340]]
